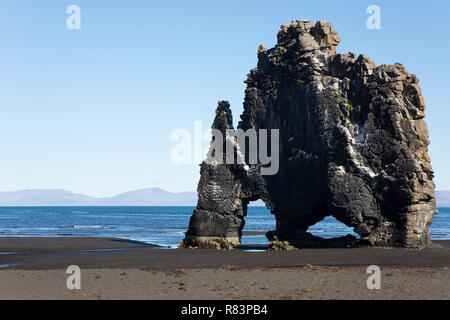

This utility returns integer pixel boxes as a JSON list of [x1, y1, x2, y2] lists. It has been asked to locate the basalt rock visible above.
[[181, 20, 437, 250]]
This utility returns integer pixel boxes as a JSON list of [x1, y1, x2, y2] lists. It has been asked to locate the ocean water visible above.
[[0, 206, 448, 248]]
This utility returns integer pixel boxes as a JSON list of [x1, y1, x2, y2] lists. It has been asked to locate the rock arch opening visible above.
[[307, 215, 359, 240], [241, 202, 276, 246]]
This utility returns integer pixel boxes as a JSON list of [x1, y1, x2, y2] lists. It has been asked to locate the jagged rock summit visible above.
[[181, 20, 436, 250]]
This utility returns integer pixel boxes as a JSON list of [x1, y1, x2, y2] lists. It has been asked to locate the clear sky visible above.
[[0, 0, 449, 197]]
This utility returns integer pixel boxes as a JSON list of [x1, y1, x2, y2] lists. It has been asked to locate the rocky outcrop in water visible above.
[[181, 20, 436, 249]]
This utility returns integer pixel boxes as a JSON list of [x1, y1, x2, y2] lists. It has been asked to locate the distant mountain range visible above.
[[0, 188, 447, 207], [0, 188, 265, 206], [0, 188, 197, 206], [435, 191, 450, 207]]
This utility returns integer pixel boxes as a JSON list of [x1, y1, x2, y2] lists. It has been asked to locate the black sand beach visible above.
[[0, 237, 449, 300], [0, 237, 448, 270]]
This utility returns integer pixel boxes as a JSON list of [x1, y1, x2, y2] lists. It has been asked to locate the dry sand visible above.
[[0, 266, 448, 300], [0, 237, 449, 300]]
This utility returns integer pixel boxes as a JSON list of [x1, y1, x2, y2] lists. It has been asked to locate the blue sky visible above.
[[0, 0, 449, 196]]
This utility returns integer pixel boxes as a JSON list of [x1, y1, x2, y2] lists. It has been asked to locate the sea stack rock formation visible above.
[[181, 20, 437, 250]]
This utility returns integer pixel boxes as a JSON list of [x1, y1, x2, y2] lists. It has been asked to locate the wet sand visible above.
[[0, 237, 449, 300]]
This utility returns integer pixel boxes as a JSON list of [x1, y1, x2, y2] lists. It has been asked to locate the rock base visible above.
[[180, 237, 240, 250]]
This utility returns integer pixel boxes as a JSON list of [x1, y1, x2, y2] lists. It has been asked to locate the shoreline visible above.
[[0, 237, 449, 300], [0, 237, 448, 270]]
